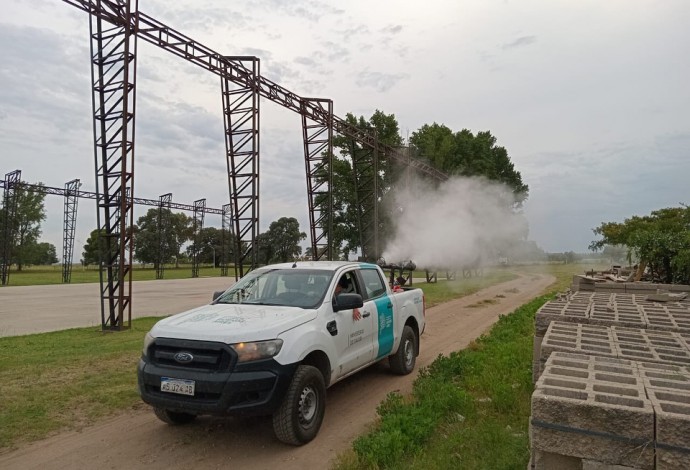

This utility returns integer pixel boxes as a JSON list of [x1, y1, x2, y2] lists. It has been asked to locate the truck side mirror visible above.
[[212, 291, 224, 302], [333, 293, 364, 312]]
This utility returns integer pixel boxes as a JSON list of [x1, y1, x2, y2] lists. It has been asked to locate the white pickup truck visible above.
[[137, 261, 425, 445]]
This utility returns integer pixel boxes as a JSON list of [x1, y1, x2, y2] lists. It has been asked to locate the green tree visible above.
[[590, 206, 690, 283], [134, 209, 192, 268], [82, 229, 106, 266], [0, 182, 47, 271], [409, 126, 529, 205], [23, 241, 58, 265], [264, 217, 306, 263], [184, 227, 236, 267], [256, 232, 274, 266], [330, 110, 404, 259]]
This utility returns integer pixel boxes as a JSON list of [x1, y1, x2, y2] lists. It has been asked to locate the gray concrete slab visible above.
[[0, 277, 236, 337]]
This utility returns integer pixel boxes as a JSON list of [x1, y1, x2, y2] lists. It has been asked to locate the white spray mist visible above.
[[381, 175, 528, 269]]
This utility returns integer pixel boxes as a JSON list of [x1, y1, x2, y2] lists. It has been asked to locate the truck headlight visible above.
[[231, 339, 283, 363], [142, 332, 156, 357]]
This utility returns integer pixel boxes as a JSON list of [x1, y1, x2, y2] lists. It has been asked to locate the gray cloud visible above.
[[381, 24, 403, 35], [253, 0, 345, 22], [356, 71, 409, 92], [502, 35, 537, 50]]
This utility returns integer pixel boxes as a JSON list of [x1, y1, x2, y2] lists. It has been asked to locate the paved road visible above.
[[0, 277, 236, 337]]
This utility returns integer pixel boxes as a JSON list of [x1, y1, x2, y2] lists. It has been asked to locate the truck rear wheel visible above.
[[153, 407, 197, 425], [272, 365, 326, 445], [389, 325, 417, 375]]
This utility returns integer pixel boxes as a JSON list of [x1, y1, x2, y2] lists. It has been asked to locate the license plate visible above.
[[160, 377, 195, 396]]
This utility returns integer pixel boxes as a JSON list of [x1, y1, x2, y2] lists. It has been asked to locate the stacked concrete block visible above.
[[531, 287, 690, 469], [533, 301, 591, 382], [596, 282, 629, 294], [573, 275, 597, 292], [537, 322, 617, 378], [535, 301, 591, 336], [537, 322, 690, 380], [590, 302, 647, 330], [612, 327, 690, 366], [571, 278, 690, 295], [531, 352, 655, 469], [569, 291, 596, 303], [642, 305, 690, 333], [637, 362, 690, 470]]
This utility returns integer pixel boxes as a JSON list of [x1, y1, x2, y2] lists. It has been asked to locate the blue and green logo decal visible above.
[[375, 295, 394, 359]]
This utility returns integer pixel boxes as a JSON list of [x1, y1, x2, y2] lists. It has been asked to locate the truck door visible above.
[[358, 268, 395, 360], [333, 270, 375, 377]]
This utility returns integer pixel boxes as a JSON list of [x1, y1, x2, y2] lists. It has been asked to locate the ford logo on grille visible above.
[[173, 352, 194, 364]]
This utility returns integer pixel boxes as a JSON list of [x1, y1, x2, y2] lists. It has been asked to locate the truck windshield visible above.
[[215, 269, 334, 309]]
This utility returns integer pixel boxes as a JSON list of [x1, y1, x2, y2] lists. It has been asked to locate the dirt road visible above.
[[0, 272, 554, 470]]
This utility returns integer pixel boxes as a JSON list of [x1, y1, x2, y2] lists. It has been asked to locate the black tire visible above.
[[272, 365, 326, 445], [153, 407, 197, 425], [389, 325, 417, 375]]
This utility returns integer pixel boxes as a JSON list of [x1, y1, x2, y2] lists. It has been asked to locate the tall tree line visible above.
[[0, 182, 57, 269], [324, 111, 529, 260]]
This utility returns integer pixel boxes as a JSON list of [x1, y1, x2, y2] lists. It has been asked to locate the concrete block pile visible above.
[[571, 275, 690, 295], [531, 353, 655, 469], [530, 282, 690, 469]]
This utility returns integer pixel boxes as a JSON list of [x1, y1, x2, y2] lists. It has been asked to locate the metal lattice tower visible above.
[[221, 56, 260, 280], [156, 192, 172, 279], [220, 202, 232, 277], [62, 179, 80, 283], [1, 170, 21, 286], [191, 198, 206, 278], [89, 0, 138, 330], [302, 98, 334, 261], [351, 139, 380, 261]]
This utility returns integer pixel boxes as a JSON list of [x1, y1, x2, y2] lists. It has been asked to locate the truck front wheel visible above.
[[389, 325, 417, 375], [272, 365, 326, 445], [153, 407, 197, 425]]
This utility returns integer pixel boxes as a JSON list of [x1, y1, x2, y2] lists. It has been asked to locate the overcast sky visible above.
[[1, 0, 689, 261]]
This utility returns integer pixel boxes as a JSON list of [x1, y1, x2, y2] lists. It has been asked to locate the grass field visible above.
[[1, 265, 231, 286], [0, 265, 548, 451]]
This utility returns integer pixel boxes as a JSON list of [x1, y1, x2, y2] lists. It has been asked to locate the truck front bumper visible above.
[[138, 358, 298, 417]]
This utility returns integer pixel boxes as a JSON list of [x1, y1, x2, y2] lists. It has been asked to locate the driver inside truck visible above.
[[334, 275, 361, 321], [335, 276, 352, 295]]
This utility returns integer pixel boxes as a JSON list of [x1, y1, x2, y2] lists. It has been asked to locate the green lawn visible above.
[[1, 265, 233, 286]]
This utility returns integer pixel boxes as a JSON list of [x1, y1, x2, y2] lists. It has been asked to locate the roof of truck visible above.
[[261, 261, 378, 271]]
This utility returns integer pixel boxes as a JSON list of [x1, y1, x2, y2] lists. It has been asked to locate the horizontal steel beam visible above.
[[0, 179, 225, 215]]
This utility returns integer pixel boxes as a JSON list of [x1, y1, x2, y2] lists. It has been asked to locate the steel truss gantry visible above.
[[156, 192, 171, 279], [191, 198, 206, 278], [62, 179, 81, 283], [221, 57, 259, 279], [52, 0, 450, 329], [302, 99, 334, 261], [62, 0, 448, 270], [1, 170, 21, 286]]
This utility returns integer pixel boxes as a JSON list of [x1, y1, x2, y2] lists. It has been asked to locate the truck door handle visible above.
[[362, 312, 371, 318]]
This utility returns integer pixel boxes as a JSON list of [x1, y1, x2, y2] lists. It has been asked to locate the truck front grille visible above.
[[148, 338, 236, 372]]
